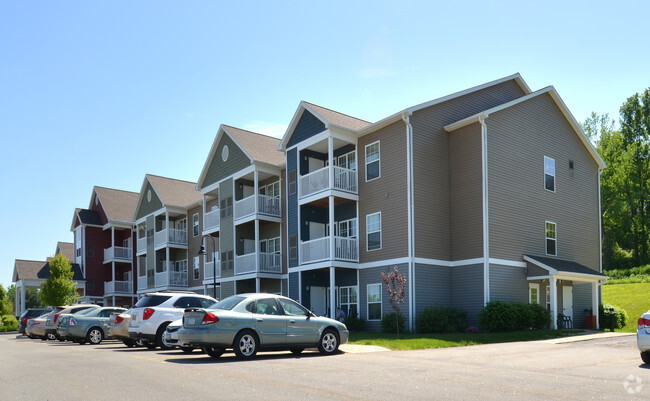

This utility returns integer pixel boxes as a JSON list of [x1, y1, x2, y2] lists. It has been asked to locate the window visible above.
[[221, 250, 234, 270], [220, 197, 233, 218], [366, 213, 381, 251], [86, 245, 94, 258], [339, 286, 358, 318], [337, 151, 356, 170], [545, 221, 557, 256], [289, 235, 297, 260], [337, 218, 357, 238], [367, 284, 382, 320], [529, 283, 540, 304], [193, 214, 199, 237], [544, 156, 555, 192], [365, 142, 380, 181], [193, 256, 200, 280], [288, 170, 297, 196], [263, 181, 281, 198]]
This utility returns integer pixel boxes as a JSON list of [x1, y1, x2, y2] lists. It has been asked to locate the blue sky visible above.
[[1, 1, 648, 289]]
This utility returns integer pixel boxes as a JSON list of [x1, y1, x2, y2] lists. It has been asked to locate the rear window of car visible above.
[[213, 296, 246, 310], [135, 295, 171, 307]]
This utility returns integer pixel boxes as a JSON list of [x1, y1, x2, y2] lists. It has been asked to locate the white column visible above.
[[329, 196, 335, 260], [329, 266, 336, 319], [328, 137, 334, 190], [255, 219, 260, 274], [166, 247, 170, 287], [256, 278, 261, 293], [592, 281, 599, 329], [112, 296, 115, 307], [254, 170, 259, 214], [550, 277, 558, 329]]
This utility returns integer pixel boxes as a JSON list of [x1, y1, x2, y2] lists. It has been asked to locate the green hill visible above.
[[602, 282, 650, 332]]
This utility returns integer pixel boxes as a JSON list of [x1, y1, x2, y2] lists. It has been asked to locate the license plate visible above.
[[186, 318, 196, 326]]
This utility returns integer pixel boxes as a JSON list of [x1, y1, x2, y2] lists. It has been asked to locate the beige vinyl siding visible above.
[[411, 79, 526, 260], [358, 120, 408, 262], [136, 181, 163, 220], [486, 92, 601, 271], [449, 123, 483, 260], [202, 134, 252, 189]]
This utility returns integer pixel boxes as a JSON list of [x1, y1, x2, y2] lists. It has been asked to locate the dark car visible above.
[[18, 308, 52, 335]]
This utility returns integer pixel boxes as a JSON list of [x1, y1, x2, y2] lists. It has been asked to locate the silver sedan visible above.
[[638, 309, 650, 364], [178, 293, 349, 359]]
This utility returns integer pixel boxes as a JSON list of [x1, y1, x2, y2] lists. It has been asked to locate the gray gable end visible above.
[[136, 180, 163, 220], [287, 110, 326, 148], [202, 133, 251, 189]]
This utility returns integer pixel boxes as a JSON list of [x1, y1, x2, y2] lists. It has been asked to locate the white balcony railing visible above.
[[154, 260, 188, 287], [204, 209, 220, 232], [300, 236, 358, 264], [300, 166, 358, 198], [234, 195, 256, 220], [259, 252, 282, 273], [104, 246, 132, 262], [137, 237, 146, 254], [235, 253, 257, 275], [154, 228, 188, 247], [138, 275, 149, 292], [104, 280, 133, 294], [234, 194, 281, 220], [204, 259, 221, 280]]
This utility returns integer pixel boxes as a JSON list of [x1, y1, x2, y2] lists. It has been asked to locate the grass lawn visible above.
[[348, 330, 583, 351], [603, 282, 650, 332]]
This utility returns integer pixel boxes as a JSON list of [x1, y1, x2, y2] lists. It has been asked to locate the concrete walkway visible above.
[[339, 343, 390, 353], [542, 330, 635, 344]]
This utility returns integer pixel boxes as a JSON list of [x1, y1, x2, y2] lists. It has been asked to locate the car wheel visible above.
[[122, 339, 134, 347], [233, 330, 259, 359], [156, 323, 172, 350], [87, 327, 103, 345], [79, 339, 87, 345], [40, 336, 47, 341], [290, 347, 304, 355], [642, 351, 650, 365], [180, 346, 195, 354], [318, 329, 339, 355], [203, 346, 225, 358], [145, 342, 157, 350], [46, 332, 56, 341]]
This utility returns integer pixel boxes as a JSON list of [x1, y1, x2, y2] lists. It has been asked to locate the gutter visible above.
[[401, 111, 415, 331], [479, 114, 490, 305]]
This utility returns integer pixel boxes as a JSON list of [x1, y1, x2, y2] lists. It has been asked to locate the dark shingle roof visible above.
[[524, 255, 606, 277], [77, 208, 103, 226], [13, 259, 85, 281]]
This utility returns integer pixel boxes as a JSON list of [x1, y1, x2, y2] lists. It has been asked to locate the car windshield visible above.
[[135, 295, 171, 307], [212, 296, 246, 310]]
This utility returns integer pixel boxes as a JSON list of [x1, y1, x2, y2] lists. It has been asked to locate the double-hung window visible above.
[[367, 284, 382, 320], [529, 283, 540, 304], [545, 221, 557, 256], [544, 156, 555, 192], [193, 256, 200, 280], [339, 286, 358, 318], [192, 213, 199, 237], [366, 212, 381, 251], [365, 142, 380, 181]]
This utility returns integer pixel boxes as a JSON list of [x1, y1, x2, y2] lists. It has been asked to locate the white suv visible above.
[[128, 292, 217, 350]]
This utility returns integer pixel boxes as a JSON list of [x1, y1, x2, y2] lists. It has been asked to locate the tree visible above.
[[25, 288, 44, 309], [380, 266, 407, 338], [0, 284, 13, 316], [40, 254, 78, 307]]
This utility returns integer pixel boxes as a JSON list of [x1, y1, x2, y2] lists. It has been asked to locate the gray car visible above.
[[57, 307, 127, 344], [178, 293, 349, 359]]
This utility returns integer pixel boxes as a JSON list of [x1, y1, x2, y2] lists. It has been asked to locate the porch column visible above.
[[550, 276, 558, 329], [165, 213, 169, 242], [202, 195, 206, 229], [112, 295, 115, 307], [111, 226, 115, 249], [166, 247, 170, 287], [329, 266, 336, 319], [328, 137, 334, 189], [254, 170, 259, 214], [329, 196, 335, 261], [256, 278, 260, 293], [592, 281, 599, 329], [255, 219, 260, 274]]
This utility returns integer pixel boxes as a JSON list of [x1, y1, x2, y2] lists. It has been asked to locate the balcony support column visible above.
[[329, 266, 335, 320], [256, 278, 260, 293], [255, 218, 260, 274], [254, 170, 259, 215], [328, 137, 334, 192], [112, 261, 116, 285], [329, 196, 335, 261]]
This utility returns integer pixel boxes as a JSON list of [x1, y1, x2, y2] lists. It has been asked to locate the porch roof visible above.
[[524, 255, 607, 282]]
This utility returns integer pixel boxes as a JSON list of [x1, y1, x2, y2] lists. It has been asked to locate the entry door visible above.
[[310, 286, 327, 316], [562, 286, 573, 320]]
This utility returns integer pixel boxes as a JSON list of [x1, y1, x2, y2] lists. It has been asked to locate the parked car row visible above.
[[20, 292, 350, 360]]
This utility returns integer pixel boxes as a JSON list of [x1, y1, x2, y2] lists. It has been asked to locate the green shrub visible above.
[[417, 306, 468, 333], [343, 315, 366, 331], [478, 301, 551, 332], [599, 303, 628, 329], [0, 315, 18, 332], [381, 312, 406, 334]]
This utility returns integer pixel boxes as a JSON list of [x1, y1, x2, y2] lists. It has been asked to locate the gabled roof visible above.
[[92, 186, 139, 223], [133, 174, 202, 220], [72, 208, 103, 227], [196, 125, 285, 190], [224, 125, 285, 166], [443, 86, 606, 169], [524, 255, 606, 278], [13, 259, 85, 282], [56, 242, 74, 262], [279, 101, 371, 151]]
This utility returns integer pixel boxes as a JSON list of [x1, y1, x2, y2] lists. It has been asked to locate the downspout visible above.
[[402, 111, 415, 331], [597, 168, 604, 328], [479, 114, 490, 305]]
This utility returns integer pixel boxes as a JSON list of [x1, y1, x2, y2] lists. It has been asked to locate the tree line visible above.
[[583, 88, 650, 269]]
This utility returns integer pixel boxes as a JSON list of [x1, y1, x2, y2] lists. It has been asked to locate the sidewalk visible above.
[[542, 330, 635, 344], [340, 343, 390, 353]]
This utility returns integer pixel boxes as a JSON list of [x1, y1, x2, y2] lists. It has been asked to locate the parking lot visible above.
[[0, 332, 647, 400]]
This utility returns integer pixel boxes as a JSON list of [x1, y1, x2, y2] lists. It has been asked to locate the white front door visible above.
[[562, 286, 573, 320], [310, 286, 327, 316]]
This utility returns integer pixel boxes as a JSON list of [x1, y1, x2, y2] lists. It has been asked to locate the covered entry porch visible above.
[[297, 266, 358, 319], [524, 255, 608, 330]]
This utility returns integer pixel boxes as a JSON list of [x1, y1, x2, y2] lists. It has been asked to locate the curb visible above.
[[542, 330, 635, 344]]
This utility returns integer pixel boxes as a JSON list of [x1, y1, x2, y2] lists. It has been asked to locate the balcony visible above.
[[104, 280, 133, 295], [204, 259, 221, 281], [300, 236, 358, 265], [154, 228, 188, 248], [234, 194, 281, 221], [137, 275, 150, 292], [300, 166, 357, 199], [104, 246, 132, 263], [137, 237, 147, 254], [203, 209, 220, 233], [154, 260, 188, 287], [235, 252, 282, 275]]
